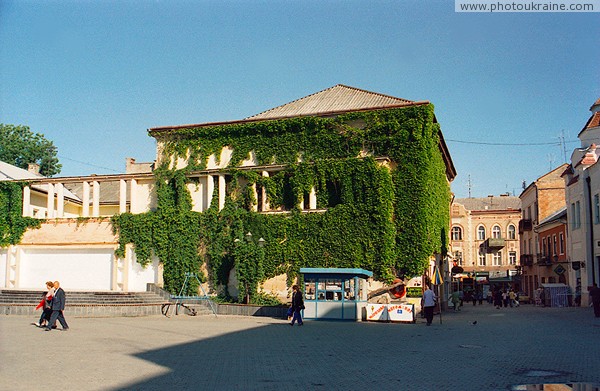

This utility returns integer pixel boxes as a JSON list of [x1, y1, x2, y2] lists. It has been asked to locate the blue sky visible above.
[[1, 0, 598, 198]]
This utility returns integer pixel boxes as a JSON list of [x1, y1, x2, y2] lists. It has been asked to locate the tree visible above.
[[0, 124, 61, 177]]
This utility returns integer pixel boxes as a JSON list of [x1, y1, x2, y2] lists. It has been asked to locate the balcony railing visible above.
[[520, 254, 533, 266], [486, 238, 505, 248], [519, 219, 533, 233]]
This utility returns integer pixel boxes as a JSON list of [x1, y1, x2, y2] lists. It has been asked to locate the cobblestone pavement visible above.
[[1, 302, 599, 391]]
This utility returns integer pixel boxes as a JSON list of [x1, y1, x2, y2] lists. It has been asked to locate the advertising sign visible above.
[[387, 304, 415, 323], [366, 304, 388, 321]]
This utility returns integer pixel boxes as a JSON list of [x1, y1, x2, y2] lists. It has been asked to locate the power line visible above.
[[57, 155, 121, 173], [445, 139, 567, 146]]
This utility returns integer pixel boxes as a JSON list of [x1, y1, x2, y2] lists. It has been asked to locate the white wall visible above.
[[128, 253, 160, 291], [0, 249, 6, 288], [19, 248, 114, 290]]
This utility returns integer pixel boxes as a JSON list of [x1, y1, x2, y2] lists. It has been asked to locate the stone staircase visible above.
[[0, 284, 215, 318]]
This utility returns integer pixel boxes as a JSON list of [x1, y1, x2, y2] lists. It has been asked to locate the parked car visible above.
[[517, 292, 530, 304]]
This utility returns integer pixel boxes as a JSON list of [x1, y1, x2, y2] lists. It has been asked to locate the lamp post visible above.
[[236, 231, 266, 304]]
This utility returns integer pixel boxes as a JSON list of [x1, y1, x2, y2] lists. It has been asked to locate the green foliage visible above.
[[0, 124, 61, 177], [114, 105, 450, 300], [0, 182, 41, 247]]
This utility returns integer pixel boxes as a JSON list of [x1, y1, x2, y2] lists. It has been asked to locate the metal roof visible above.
[[245, 84, 418, 120], [455, 196, 521, 212], [300, 268, 373, 279]]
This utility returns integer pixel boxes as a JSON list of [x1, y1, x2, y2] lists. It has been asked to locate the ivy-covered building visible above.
[[1, 85, 456, 302]]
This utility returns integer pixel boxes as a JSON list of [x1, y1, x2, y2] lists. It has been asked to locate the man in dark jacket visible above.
[[290, 285, 304, 326], [45, 281, 69, 331]]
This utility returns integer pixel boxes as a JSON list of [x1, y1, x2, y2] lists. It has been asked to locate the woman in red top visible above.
[[34, 281, 55, 328]]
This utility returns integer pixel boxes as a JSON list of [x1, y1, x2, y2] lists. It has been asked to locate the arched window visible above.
[[477, 225, 486, 240], [507, 224, 516, 240], [492, 225, 502, 239], [451, 226, 463, 241]]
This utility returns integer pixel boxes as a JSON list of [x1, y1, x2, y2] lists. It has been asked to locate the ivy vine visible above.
[[111, 104, 450, 301], [0, 182, 41, 247]]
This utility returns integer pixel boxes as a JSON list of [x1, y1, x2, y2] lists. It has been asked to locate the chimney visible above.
[[27, 163, 40, 175]]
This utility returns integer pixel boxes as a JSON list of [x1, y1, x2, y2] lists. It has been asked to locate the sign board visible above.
[[366, 304, 388, 321], [406, 287, 422, 298], [387, 304, 415, 323]]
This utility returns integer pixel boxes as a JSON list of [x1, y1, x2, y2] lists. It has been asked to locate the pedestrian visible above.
[[494, 288, 503, 309], [509, 289, 516, 308], [451, 290, 460, 311], [478, 290, 483, 305], [289, 284, 304, 326], [33, 281, 55, 328], [589, 283, 600, 318], [422, 284, 436, 326], [502, 290, 509, 308], [44, 281, 69, 331]]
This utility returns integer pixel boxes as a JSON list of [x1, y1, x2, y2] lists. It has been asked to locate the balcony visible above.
[[537, 256, 554, 266], [519, 219, 533, 233], [486, 238, 505, 248], [520, 254, 533, 266]]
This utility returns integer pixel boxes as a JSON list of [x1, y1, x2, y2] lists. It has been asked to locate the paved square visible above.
[[1, 304, 599, 390]]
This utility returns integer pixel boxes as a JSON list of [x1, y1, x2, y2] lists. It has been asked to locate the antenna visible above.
[[560, 129, 567, 163], [467, 174, 472, 198]]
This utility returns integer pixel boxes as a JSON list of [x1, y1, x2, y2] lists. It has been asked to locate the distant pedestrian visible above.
[[589, 283, 600, 318], [422, 285, 436, 326], [289, 285, 304, 326], [509, 289, 516, 308], [494, 289, 503, 309], [451, 291, 460, 311], [44, 281, 69, 331]]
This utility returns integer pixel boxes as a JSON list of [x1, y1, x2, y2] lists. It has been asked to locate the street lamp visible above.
[[237, 231, 266, 304]]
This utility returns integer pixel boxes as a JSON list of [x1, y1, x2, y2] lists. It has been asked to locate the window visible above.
[[559, 232, 565, 254], [451, 226, 463, 241], [478, 250, 486, 266], [509, 251, 517, 265], [507, 224, 516, 240], [553, 235, 557, 256], [541, 238, 546, 256], [477, 225, 486, 240], [492, 251, 502, 266], [454, 251, 463, 266], [572, 201, 582, 229], [595, 194, 600, 225], [492, 225, 502, 239]]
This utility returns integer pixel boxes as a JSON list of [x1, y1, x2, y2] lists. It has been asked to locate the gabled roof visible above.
[[245, 84, 421, 120], [0, 160, 44, 181], [537, 206, 567, 227]]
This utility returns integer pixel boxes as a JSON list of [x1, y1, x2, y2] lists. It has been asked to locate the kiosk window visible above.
[[304, 280, 316, 300], [344, 278, 356, 300]]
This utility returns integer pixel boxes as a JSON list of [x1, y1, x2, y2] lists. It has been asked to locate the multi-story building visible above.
[[450, 195, 521, 292], [562, 97, 600, 306], [518, 164, 568, 298], [1, 85, 457, 301]]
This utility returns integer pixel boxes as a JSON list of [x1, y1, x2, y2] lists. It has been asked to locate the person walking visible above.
[[451, 291, 460, 312], [422, 285, 436, 326], [494, 288, 503, 309], [589, 283, 600, 318], [289, 284, 304, 326], [34, 281, 55, 328], [509, 289, 516, 308], [45, 281, 69, 331]]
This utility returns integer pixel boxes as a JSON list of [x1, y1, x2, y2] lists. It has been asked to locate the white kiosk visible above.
[[300, 268, 372, 321]]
